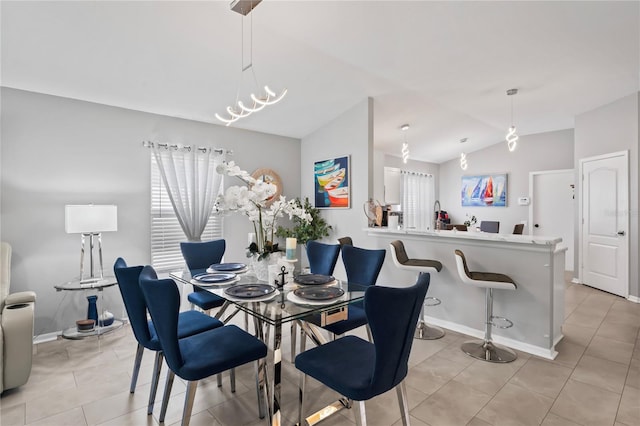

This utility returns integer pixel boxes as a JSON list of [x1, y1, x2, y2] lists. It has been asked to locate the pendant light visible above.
[[215, 1, 287, 126], [459, 138, 468, 170], [506, 88, 519, 152], [401, 124, 410, 164]]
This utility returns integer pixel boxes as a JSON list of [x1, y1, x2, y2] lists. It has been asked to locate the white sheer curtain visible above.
[[152, 144, 224, 241], [401, 171, 435, 231]]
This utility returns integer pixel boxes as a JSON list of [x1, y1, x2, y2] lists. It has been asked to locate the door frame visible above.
[[578, 150, 629, 297], [528, 169, 575, 269]]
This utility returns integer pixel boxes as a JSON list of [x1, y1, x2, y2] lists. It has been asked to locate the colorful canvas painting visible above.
[[461, 174, 507, 207], [314, 155, 350, 208]]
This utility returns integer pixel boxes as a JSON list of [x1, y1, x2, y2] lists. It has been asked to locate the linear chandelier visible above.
[[506, 88, 519, 152], [215, 1, 287, 126], [401, 124, 410, 163]]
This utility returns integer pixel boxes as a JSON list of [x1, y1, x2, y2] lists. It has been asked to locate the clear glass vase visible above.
[[250, 252, 282, 282]]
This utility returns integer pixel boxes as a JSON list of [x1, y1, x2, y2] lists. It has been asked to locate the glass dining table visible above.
[[170, 268, 367, 426]]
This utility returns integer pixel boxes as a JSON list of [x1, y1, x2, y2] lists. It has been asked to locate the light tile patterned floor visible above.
[[1, 278, 639, 426]]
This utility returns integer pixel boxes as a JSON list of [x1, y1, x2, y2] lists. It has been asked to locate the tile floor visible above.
[[1, 278, 639, 426]]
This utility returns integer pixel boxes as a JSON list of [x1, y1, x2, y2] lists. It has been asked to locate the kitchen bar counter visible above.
[[367, 228, 566, 359]]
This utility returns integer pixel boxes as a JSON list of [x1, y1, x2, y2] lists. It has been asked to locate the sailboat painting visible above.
[[461, 174, 507, 207]]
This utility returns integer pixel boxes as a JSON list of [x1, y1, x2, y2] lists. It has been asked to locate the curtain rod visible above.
[[142, 141, 233, 155], [401, 170, 433, 177]]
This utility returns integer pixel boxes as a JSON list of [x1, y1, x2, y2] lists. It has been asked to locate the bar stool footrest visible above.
[[461, 339, 517, 363], [414, 320, 445, 340], [423, 296, 441, 307], [491, 315, 513, 329]]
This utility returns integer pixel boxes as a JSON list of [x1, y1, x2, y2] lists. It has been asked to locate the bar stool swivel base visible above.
[[461, 339, 517, 363], [414, 297, 445, 340], [415, 321, 445, 340]]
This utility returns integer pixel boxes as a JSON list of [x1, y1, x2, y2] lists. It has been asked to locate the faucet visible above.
[[433, 200, 441, 231]]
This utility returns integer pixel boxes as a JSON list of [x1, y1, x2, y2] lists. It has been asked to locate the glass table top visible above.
[[170, 269, 367, 326]]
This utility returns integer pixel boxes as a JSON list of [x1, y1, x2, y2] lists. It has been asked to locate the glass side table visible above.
[[54, 276, 123, 340]]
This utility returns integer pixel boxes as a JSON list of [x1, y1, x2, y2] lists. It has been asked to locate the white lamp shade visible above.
[[65, 205, 118, 234]]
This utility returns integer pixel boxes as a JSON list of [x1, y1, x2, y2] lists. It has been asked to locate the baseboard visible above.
[[33, 331, 61, 345], [424, 315, 558, 360], [627, 295, 640, 304]]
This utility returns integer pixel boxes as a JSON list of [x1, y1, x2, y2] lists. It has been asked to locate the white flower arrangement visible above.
[[216, 161, 312, 259]]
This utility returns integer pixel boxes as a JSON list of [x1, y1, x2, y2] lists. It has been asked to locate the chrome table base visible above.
[[461, 339, 517, 363]]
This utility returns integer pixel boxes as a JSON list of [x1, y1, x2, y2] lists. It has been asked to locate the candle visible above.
[[248, 232, 257, 246], [286, 237, 297, 260]]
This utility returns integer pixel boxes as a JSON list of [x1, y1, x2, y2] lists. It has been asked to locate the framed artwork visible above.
[[314, 155, 350, 208], [461, 173, 507, 207]]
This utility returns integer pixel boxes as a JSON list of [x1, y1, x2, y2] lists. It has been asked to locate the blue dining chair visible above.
[[295, 273, 430, 426], [306, 240, 341, 275], [292, 240, 342, 359], [180, 239, 227, 313], [113, 258, 224, 416], [138, 266, 268, 426], [315, 245, 386, 338]]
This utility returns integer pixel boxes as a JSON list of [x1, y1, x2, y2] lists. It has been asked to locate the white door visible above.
[[530, 170, 575, 271], [580, 151, 628, 297]]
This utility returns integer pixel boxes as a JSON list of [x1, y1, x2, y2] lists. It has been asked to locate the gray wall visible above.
[[1, 88, 300, 337], [575, 92, 639, 298], [300, 98, 373, 279], [439, 129, 574, 234]]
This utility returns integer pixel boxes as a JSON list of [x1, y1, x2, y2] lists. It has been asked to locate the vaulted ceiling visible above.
[[2, 1, 638, 163]]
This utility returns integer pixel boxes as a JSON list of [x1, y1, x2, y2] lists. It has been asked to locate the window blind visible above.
[[150, 155, 223, 271]]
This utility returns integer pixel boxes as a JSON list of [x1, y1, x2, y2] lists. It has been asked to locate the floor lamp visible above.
[[65, 205, 118, 283]]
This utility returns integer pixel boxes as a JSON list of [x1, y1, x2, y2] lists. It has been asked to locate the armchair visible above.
[[1, 242, 37, 393]]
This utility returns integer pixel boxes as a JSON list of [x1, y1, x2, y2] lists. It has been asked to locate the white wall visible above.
[[1, 88, 300, 336], [575, 92, 639, 298], [300, 98, 373, 279], [439, 129, 574, 234]]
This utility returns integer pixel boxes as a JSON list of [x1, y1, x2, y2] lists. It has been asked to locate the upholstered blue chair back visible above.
[[367, 273, 430, 395], [180, 239, 226, 270], [342, 245, 386, 286], [306, 241, 341, 276], [139, 265, 185, 371], [113, 257, 154, 347]]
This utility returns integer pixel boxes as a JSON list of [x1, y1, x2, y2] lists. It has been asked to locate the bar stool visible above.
[[390, 240, 445, 340], [454, 249, 517, 363]]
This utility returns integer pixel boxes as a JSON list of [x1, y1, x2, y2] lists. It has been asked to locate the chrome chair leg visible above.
[[130, 343, 144, 393], [298, 372, 307, 426], [396, 382, 410, 426], [230, 368, 236, 393], [148, 351, 164, 414], [255, 360, 267, 419], [353, 400, 367, 426], [159, 370, 175, 423], [300, 324, 307, 352], [291, 321, 298, 361], [182, 381, 198, 426]]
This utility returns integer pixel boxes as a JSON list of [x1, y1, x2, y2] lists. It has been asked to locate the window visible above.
[[150, 155, 223, 271], [401, 171, 435, 231]]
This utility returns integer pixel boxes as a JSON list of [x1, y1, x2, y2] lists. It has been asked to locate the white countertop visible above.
[[366, 227, 562, 246]]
